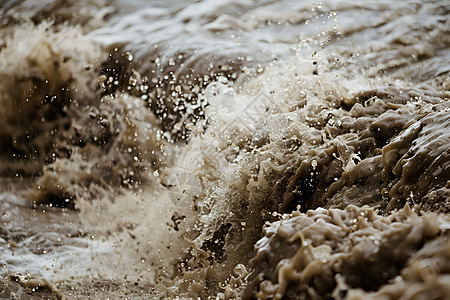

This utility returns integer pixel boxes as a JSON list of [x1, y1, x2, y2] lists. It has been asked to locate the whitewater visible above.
[[0, 0, 449, 298]]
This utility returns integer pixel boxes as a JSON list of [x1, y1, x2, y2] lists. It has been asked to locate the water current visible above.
[[0, 0, 449, 298]]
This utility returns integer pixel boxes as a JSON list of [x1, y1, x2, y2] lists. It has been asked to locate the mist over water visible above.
[[0, 0, 449, 298]]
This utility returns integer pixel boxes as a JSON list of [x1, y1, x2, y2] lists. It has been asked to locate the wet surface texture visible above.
[[0, 0, 449, 298]]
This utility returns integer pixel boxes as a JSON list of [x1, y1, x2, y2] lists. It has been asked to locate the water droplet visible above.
[[124, 51, 133, 62], [129, 77, 138, 86], [98, 75, 107, 83]]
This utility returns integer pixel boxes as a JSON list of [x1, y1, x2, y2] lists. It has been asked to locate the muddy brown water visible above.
[[0, 0, 449, 298]]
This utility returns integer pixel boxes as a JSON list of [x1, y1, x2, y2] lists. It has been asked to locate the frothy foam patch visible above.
[[244, 205, 450, 299]]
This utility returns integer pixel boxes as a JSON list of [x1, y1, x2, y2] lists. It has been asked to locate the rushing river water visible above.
[[0, 0, 449, 299]]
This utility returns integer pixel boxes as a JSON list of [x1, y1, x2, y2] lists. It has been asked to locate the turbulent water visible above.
[[0, 0, 449, 299]]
